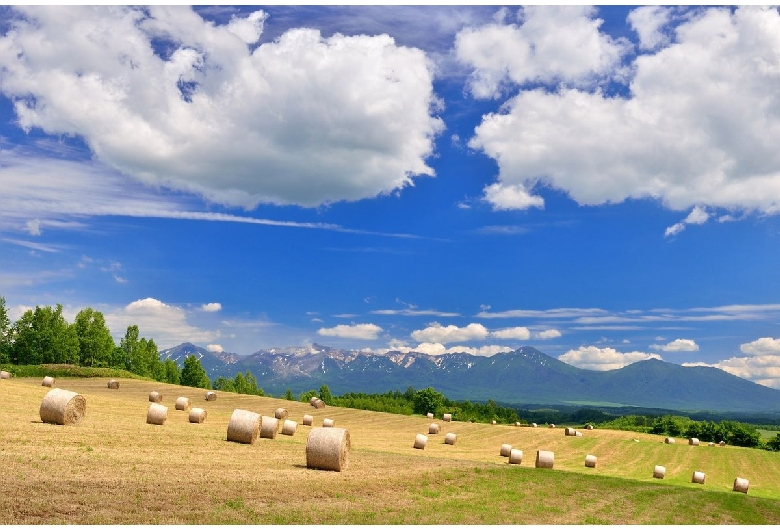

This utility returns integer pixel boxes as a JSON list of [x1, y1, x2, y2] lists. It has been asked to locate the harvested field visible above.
[[1, 377, 780, 524]]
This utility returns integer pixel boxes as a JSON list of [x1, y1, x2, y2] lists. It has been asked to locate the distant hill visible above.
[[158, 343, 780, 414]]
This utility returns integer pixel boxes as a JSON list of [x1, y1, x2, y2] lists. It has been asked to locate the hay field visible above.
[[2, 377, 780, 524]]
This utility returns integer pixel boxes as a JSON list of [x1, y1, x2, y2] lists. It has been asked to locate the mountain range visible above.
[[158, 342, 780, 414]]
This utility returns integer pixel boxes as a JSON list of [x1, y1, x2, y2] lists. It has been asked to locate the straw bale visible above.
[[688, 437, 700, 446], [428, 423, 440, 434], [175, 396, 191, 411], [205, 391, 217, 401], [274, 407, 288, 420], [107, 379, 119, 389], [733, 477, 749, 494], [653, 465, 666, 479], [515, 422, 521, 427], [508, 449, 523, 465], [226, 409, 261, 444], [189, 407, 207, 424], [500, 443, 513, 457], [281, 419, 297, 436], [0, 370, 11, 379], [312, 399, 326, 409], [586, 425, 594, 430], [565, 427, 575, 436], [664, 437, 675, 444], [719, 441, 726, 447], [302, 414, 313, 426], [146, 403, 167, 425], [306, 427, 350, 472], [442, 413, 452, 422], [323, 418, 335, 427], [413, 433, 428, 449], [41, 376, 54, 387], [310, 396, 320, 406], [39, 388, 86, 425], [548, 423, 555, 428], [535, 450, 554, 469], [260, 415, 279, 439], [426, 412, 434, 419], [575, 431, 583, 437], [491, 420, 497, 425], [148, 391, 162, 403], [531, 423, 537, 428], [585, 454, 597, 468], [708, 442, 715, 447], [444, 433, 456, 445], [692, 471, 706, 484]]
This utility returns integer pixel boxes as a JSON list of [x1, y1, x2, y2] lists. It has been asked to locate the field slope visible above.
[[2, 377, 780, 524]]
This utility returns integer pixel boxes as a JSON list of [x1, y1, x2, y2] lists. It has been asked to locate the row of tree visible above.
[[0, 296, 210, 389]]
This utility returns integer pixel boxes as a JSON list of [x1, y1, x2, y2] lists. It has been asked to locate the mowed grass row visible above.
[[1, 377, 780, 524]]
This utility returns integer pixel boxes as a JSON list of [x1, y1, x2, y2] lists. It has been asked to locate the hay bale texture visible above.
[[444, 433, 456, 445], [508, 449, 523, 465], [189, 407, 207, 424], [281, 419, 297, 436], [664, 437, 675, 444], [311, 399, 325, 409], [442, 413, 452, 422], [719, 441, 727, 447], [653, 465, 666, 479], [535, 450, 554, 469], [309, 396, 320, 406], [302, 414, 313, 426], [226, 409, 261, 444], [205, 391, 217, 401], [39, 388, 86, 425], [585, 454, 597, 468], [323, 418, 335, 428], [426, 412, 434, 419], [175, 396, 191, 411], [500, 443, 513, 457], [491, 420, 497, 425], [41, 376, 55, 387], [306, 427, 350, 472], [0, 370, 11, 379], [548, 423, 555, 428], [428, 423, 440, 434], [147, 403, 168, 425], [148, 391, 162, 403], [733, 477, 749, 494], [260, 415, 279, 439], [586, 425, 594, 430], [692, 471, 706, 484], [575, 431, 583, 437], [688, 437, 700, 446], [107, 379, 119, 389], [413, 434, 428, 449], [531, 422, 537, 428], [274, 407, 288, 420], [565, 427, 575, 436]]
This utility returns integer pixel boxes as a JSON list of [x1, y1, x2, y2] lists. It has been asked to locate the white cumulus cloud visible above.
[[535, 329, 562, 340], [317, 323, 383, 340], [201, 302, 222, 312], [491, 326, 531, 340], [627, 5, 673, 51], [650, 338, 700, 352], [687, 353, 780, 389], [740, 337, 780, 356], [558, 345, 662, 371], [0, 6, 443, 209], [411, 322, 490, 343], [206, 344, 224, 353]]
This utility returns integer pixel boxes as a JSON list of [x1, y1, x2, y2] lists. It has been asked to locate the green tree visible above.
[[10, 304, 79, 365], [285, 388, 294, 401], [0, 296, 10, 364], [319, 384, 333, 404], [413, 387, 444, 416], [180, 355, 211, 389], [299, 389, 318, 403], [163, 358, 180, 384], [73, 308, 115, 367]]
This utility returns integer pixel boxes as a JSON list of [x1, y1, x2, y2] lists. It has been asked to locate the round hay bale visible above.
[[413, 433, 428, 449], [281, 419, 297, 436], [188, 407, 207, 424], [312, 399, 326, 409], [719, 441, 727, 447], [0, 370, 11, 379], [548, 423, 555, 428], [323, 418, 335, 428], [586, 425, 594, 430], [535, 450, 554, 469], [444, 433, 456, 445], [428, 423, 440, 435], [708, 442, 715, 446], [426, 412, 434, 419], [148, 391, 162, 403], [306, 427, 350, 472], [575, 431, 583, 437], [565, 427, 575, 436], [107, 379, 119, 389], [260, 415, 279, 439], [688, 437, 700, 446], [653, 465, 666, 479], [39, 388, 86, 425], [664, 437, 675, 444], [733, 477, 749, 494], [442, 413, 452, 422], [531, 422, 538, 428], [491, 420, 497, 425], [585, 454, 597, 468], [692, 471, 706, 484], [41, 376, 55, 387], [500, 443, 513, 457], [175, 396, 191, 411], [226, 409, 261, 444], [508, 449, 523, 465], [302, 414, 313, 426], [146, 403, 167, 425], [274, 407, 288, 420], [205, 391, 217, 401], [310, 396, 320, 406], [515, 422, 521, 427]]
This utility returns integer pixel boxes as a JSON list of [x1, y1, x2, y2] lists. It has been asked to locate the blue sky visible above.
[[3, 5, 780, 387]]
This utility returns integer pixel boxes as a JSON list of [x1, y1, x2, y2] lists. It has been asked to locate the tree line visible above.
[[0, 296, 210, 389]]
